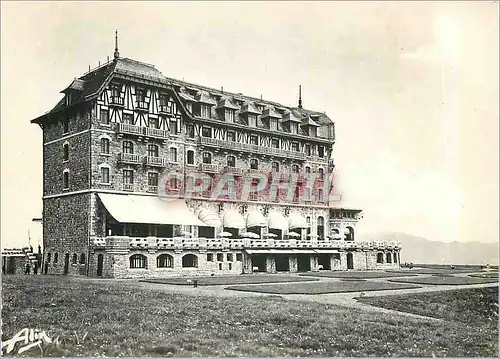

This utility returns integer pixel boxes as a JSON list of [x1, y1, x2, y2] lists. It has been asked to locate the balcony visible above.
[[109, 96, 124, 107], [144, 156, 168, 167], [122, 183, 134, 192], [145, 127, 168, 139], [118, 152, 141, 164], [147, 185, 158, 193], [198, 137, 306, 160], [224, 166, 243, 176], [116, 123, 143, 136], [199, 163, 219, 174], [159, 105, 173, 114], [136, 101, 149, 111]]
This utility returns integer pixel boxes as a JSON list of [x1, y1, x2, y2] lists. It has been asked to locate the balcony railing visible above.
[[109, 96, 124, 106], [145, 127, 168, 139], [159, 105, 173, 114], [199, 163, 219, 173], [136, 101, 149, 111], [198, 137, 306, 160], [122, 183, 134, 192], [93, 236, 402, 250], [117, 123, 143, 136], [147, 185, 158, 193], [144, 156, 168, 167], [118, 152, 141, 164]]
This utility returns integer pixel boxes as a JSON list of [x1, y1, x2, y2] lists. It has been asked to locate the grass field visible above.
[[388, 276, 499, 286], [141, 274, 318, 286], [469, 272, 499, 279], [357, 287, 499, 326], [389, 268, 485, 275], [2, 275, 497, 357], [299, 271, 417, 279], [226, 280, 420, 294]]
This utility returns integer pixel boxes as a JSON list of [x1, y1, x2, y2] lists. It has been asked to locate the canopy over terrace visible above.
[[98, 193, 205, 229]]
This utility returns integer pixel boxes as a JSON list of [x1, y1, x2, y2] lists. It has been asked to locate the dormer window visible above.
[[136, 88, 146, 102], [200, 104, 211, 118], [269, 119, 278, 131], [310, 127, 317, 137], [248, 114, 257, 127], [225, 109, 235, 123], [290, 123, 298, 134], [111, 83, 121, 97]]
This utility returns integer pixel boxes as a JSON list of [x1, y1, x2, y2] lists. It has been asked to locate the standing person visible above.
[[24, 262, 31, 275], [33, 263, 38, 275]]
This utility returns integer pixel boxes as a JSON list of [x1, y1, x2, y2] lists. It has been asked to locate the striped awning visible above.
[[197, 209, 222, 228], [288, 213, 308, 229], [246, 211, 267, 228], [267, 212, 288, 230], [223, 210, 246, 229]]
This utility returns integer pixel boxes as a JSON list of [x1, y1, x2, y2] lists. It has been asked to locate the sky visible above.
[[1, 1, 498, 249]]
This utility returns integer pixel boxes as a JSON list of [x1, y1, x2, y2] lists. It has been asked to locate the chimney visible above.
[[298, 85, 303, 109]]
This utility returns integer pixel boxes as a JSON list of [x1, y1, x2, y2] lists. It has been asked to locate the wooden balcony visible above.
[[199, 163, 219, 173], [118, 152, 141, 164], [159, 105, 174, 114], [145, 127, 168, 139], [135, 101, 149, 111], [144, 156, 168, 167], [109, 96, 124, 107], [116, 123, 144, 136]]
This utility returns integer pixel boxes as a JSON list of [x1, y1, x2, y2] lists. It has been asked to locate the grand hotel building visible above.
[[32, 41, 401, 278]]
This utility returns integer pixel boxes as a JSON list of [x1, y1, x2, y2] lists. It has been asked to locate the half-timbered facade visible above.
[[32, 45, 401, 278]]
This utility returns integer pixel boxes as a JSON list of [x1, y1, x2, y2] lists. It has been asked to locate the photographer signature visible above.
[[1, 328, 54, 354]]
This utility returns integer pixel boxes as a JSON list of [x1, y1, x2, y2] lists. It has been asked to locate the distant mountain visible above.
[[360, 232, 499, 266]]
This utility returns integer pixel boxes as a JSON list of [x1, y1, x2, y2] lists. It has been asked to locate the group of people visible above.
[[24, 262, 39, 275]]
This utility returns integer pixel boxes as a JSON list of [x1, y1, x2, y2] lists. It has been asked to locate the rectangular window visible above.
[[123, 170, 134, 184], [318, 188, 324, 202], [249, 135, 258, 145], [227, 253, 233, 262], [202, 127, 212, 138], [100, 109, 109, 125], [101, 138, 110, 154], [271, 139, 279, 149], [148, 117, 159, 129], [225, 110, 235, 123], [217, 253, 224, 262], [310, 127, 317, 137], [148, 172, 158, 186], [202, 152, 212, 164], [270, 119, 278, 131], [228, 263, 232, 270], [63, 144, 69, 162], [63, 171, 69, 189], [148, 144, 158, 157], [207, 253, 214, 262], [169, 119, 178, 135], [318, 146, 325, 158], [200, 104, 211, 118], [305, 144, 311, 156], [248, 114, 257, 127], [169, 147, 177, 162], [227, 131, 236, 142], [236, 253, 242, 261], [136, 88, 145, 102], [63, 119, 69, 134], [101, 167, 110, 184], [123, 113, 134, 125], [290, 123, 298, 134], [186, 124, 195, 138], [123, 141, 134, 154], [291, 142, 299, 151], [187, 150, 195, 165]]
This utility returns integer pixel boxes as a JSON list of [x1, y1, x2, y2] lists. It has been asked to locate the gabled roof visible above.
[[240, 103, 262, 115], [178, 91, 196, 102], [301, 116, 321, 127], [195, 92, 217, 105], [282, 110, 302, 123], [261, 107, 282, 119], [216, 98, 239, 110], [62, 78, 85, 93]]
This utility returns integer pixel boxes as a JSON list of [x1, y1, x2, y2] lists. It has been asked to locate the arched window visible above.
[[101, 138, 110, 154], [130, 254, 147, 269], [227, 155, 236, 168], [202, 152, 212, 164], [182, 254, 198, 268], [54, 253, 58, 263], [250, 159, 258, 170], [318, 168, 324, 180], [186, 150, 195, 165], [80, 253, 86, 264], [72, 253, 78, 264], [271, 161, 279, 172], [305, 166, 311, 174], [123, 141, 134, 154], [47, 253, 51, 263], [63, 143, 69, 161], [292, 164, 299, 173], [306, 216, 311, 235], [344, 226, 354, 241], [377, 253, 384, 264], [393, 252, 398, 264], [157, 254, 174, 268], [317, 216, 325, 239], [147, 144, 159, 157], [386, 253, 392, 263]]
